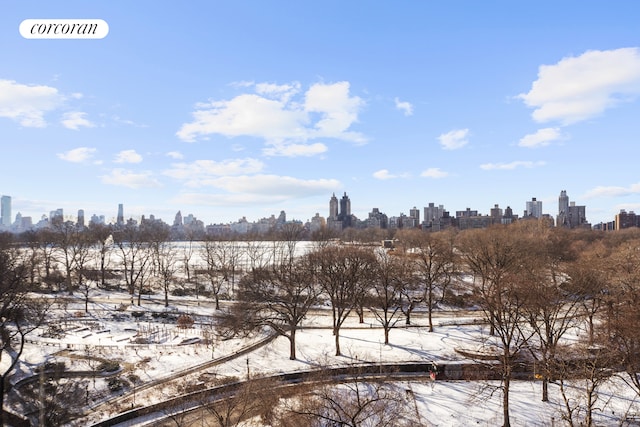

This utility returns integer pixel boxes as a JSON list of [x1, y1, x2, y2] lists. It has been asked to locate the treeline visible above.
[[2, 220, 640, 425]]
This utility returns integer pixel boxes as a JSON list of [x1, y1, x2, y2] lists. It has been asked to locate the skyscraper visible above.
[[0, 195, 11, 227], [117, 203, 124, 225], [339, 192, 352, 228], [328, 192, 352, 230], [558, 190, 569, 217], [525, 197, 542, 218], [329, 193, 338, 219], [557, 190, 588, 228], [409, 207, 420, 224], [78, 209, 85, 228]]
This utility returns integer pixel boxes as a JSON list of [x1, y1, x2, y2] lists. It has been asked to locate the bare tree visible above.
[[36, 228, 57, 282], [113, 225, 152, 305], [459, 225, 534, 427], [275, 369, 419, 427], [201, 238, 239, 309], [520, 225, 582, 402], [234, 255, 318, 360], [21, 364, 87, 427], [554, 344, 616, 427], [307, 245, 377, 356], [87, 222, 114, 289], [399, 229, 456, 331], [148, 224, 179, 307], [564, 238, 610, 345], [604, 236, 640, 396], [51, 220, 84, 294], [203, 377, 280, 427], [0, 233, 49, 426], [367, 250, 408, 345], [17, 230, 42, 288]]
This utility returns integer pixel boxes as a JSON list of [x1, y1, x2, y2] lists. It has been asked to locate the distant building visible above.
[[117, 203, 124, 226], [50, 208, 64, 226], [328, 192, 353, 230], [367, 208, 388, 229], [1, 195, 11, 227], [90, 214, 106, 225], [490, 204, 503, 219], [525, 197, 543, 218], [456, 208, 478, 218], [409, 207, 420, 226], [77, 209, 85, 228], [173, 210, 183, 226], [309, 213, 326, 233], [556, 191, 588, 229], [502, 206, 516, 224], [615, 210, 640, 230]]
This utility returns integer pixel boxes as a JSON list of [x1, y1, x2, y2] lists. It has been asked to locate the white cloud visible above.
[[61, 111, 94, 130], [263, 142, 327, 157], [305, 82, 366, 143], [583, 182, 640, 199], [176, 81, 366, 155], [164, 158, 265, 186], [166, 151, 184, 159], [438, 129, 469, 150], [57, 147, 96, 163], [101, 169, 161, 189], [372, 169, 410, 180], [255, 81, 301, 102], [172, 192, 282, 206], [518, 127, 562, 148], [394, 97, 413, 116], [480, 160, 546, 170], [420, 168, 449, 178], [114, 149, 143, 164], [0, 79, 63, 127], [197, 174, 340, 197], [373, 169, 394, 180], [518, 48, 640, 125]]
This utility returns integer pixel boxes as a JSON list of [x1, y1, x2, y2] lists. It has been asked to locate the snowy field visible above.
[[7, 290, 640, 426]]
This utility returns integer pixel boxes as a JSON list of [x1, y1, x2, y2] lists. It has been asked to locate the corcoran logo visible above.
[[20, 19, 109, 39]]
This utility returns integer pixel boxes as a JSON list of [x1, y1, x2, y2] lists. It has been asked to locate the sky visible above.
[[1, 1, 640, 226]]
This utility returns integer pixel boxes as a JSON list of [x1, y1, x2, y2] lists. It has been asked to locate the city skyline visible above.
[[0, 188, 604, 231], [2, 2, 640, 225]]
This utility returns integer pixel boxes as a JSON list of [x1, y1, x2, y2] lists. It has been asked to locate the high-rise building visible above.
[[423, 203, 444, 224], [490, 204, 503, 219], [557, 191, 588, 228], [615, 210, 640, 230], [50, 208, 64, 225], [329, 193, 339, 219], [173, 210, 183, 226], [328, 192, 352, 230], [525, 197, 542, 218], [409, 207, 420, 225], [77, 209, 85, 228], [558, 190, 569, 217], [117, 203, 124, 225], [1, 195, 11, 227]]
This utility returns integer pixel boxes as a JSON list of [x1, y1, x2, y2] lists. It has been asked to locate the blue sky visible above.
[[1, 1, 640, 226]]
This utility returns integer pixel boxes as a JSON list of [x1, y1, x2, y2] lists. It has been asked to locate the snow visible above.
[[8, 289, 640, 426]]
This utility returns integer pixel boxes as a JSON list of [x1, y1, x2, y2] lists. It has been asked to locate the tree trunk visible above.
[[384, 327, 390, 345], [334, 326, 341, 356], [503, 376, 511, 427], [0, 376, 5, 427], [427, 287, 434, 332], [542, 378, 548, 402], [289, 327, 296, 360]]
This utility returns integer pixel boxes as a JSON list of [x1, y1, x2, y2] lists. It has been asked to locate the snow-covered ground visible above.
[[8, 290, 640, 426]]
